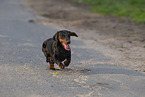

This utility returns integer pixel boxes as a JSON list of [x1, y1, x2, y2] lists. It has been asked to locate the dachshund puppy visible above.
[[42, 30, 78, 70]]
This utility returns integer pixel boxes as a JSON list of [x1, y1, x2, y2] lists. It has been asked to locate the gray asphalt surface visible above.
[[0, 0, 145, 97]]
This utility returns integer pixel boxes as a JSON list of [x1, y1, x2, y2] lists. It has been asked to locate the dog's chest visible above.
[[55, 50, 70, 61]]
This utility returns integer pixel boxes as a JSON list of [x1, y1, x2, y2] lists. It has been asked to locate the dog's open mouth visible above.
[[62, 43, 70, 51]]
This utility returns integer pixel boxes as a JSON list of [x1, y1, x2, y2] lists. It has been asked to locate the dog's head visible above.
[[53, 30, 78, 51]]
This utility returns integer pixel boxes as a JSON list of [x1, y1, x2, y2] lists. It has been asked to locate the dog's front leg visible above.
[[57, 61, 65, 69], [54, 56, 65, 69], [64, 57, 71, 67], [53, 51, 65, 69]]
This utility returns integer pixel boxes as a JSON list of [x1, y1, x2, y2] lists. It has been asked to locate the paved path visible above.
[[0, 0, 145, 97]]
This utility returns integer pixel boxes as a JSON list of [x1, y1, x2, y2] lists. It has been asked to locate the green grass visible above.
[[73, 0, 145, 23]]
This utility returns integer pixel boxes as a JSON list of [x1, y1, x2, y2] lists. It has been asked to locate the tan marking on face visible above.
[[59, 39, 67, 45]]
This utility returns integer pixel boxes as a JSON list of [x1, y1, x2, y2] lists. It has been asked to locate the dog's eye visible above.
[[62, 34, 65, 38]]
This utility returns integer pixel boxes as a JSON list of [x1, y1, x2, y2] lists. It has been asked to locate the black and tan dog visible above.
[[42, 30, 78, 70]]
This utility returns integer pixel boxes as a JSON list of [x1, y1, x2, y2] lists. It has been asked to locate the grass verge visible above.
[[73, 0, 145, 23]]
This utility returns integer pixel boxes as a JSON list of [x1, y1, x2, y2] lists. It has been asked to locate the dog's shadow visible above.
[[47, 66, 91, 75], [47, 64, 145, 77]]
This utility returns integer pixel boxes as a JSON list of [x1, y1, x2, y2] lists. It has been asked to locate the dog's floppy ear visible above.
[[53, 32, 59, 41], [70, 32, 78, 37]]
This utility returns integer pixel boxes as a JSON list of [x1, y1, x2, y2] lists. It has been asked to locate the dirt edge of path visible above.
[[25, 0, 145, 73]]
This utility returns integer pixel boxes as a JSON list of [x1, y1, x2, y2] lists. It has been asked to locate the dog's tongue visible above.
[[63, 43, 70, 51]]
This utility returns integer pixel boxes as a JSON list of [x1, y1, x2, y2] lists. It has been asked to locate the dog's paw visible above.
[[64, 62, 69, 67], [58, 63, 65, 69], [49, 63, 55, 70]]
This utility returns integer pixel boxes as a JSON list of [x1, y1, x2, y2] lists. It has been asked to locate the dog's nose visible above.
[[67, 41, 71, 44]]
